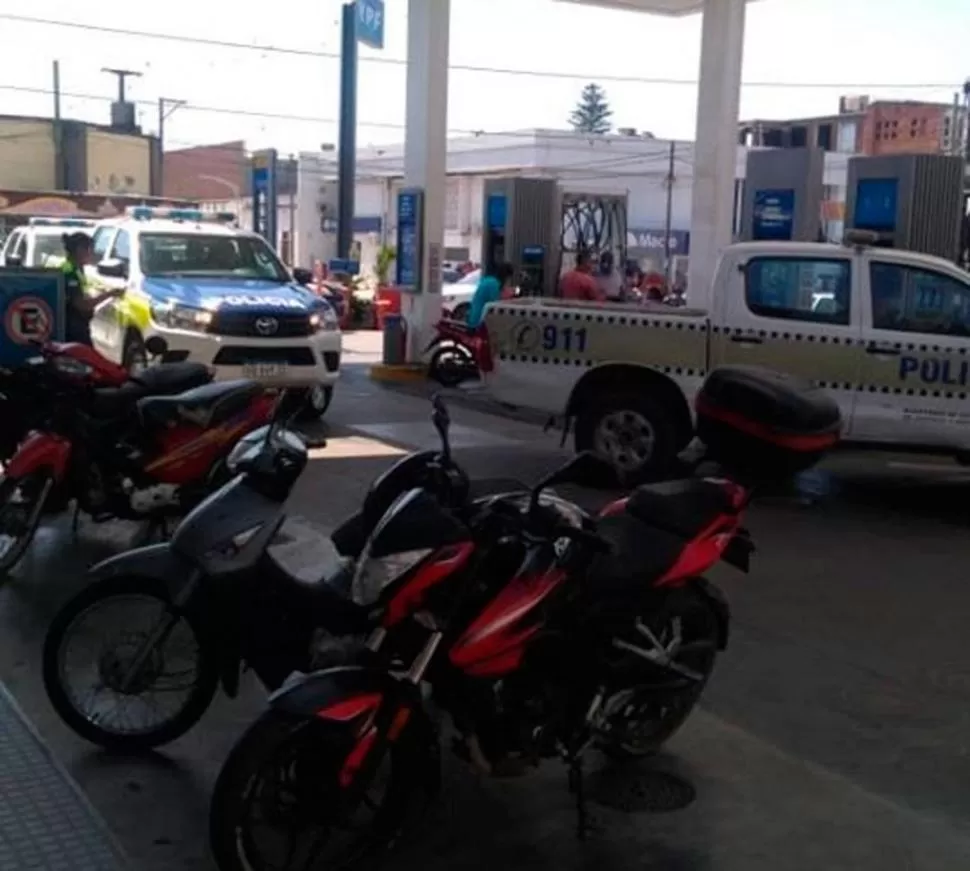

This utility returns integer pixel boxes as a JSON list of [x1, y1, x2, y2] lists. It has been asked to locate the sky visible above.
[[0, 0, 967, 157]]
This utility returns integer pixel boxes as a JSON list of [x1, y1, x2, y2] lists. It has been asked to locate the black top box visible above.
[[695, 365, 842, 480]]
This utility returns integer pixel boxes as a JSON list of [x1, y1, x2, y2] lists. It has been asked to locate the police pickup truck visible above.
[[483, 233, 970, 479], [0, 217, 96, 268], [86, 207, 341, 418]]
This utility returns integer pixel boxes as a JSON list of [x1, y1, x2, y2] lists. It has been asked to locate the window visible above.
[[90, 227, 115, 264], [30, 234, 67, 267], [112, 230, 131, 263], [745, 257, 851, 325], [817, 124, 833, 150], [11, 232, 26, 262], [870, 262, 970, 337], [1, 230, 21, 259], [138, 233, 289, 282]]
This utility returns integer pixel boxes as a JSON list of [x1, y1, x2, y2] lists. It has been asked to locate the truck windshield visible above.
[[30, 233, 68, 267], [139, 233, 290, 282]]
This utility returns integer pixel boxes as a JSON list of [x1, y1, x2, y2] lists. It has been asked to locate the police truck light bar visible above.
[[126, 207, 237, 224], [28, 217, 95, 227]]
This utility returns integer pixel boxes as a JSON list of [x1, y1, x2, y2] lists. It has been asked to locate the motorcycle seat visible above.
[[138, 380, 263, 429], [130, 362, 212, 395], [438, 318, 477, 334], [625, 477, 738, 539]]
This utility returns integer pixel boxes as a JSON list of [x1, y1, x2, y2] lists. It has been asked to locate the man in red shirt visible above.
[[559, 250, 605, 302]]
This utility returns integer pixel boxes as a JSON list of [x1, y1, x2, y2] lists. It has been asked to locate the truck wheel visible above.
[[122, 331, 148, 374], [287, 385, 333, 422], [575, 391, 680, 485]]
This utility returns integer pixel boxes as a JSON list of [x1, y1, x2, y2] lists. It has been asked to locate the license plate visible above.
[[243, 362, 289, 379]]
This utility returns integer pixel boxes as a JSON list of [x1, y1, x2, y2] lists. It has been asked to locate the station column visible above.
[[687, 0, 746, 309], [401, 0, 450, 361]]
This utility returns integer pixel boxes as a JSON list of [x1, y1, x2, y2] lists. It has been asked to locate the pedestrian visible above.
[[466, 261, 515, 328], [60, 232, 124, 346], [559, 250, 605, 302], [595, 250, 624, 302]]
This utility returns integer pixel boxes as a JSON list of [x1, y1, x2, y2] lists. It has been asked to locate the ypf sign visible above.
[[356, 0, 385, 50]]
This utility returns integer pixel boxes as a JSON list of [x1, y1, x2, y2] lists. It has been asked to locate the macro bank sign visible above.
[[628, 229, 691, 255]]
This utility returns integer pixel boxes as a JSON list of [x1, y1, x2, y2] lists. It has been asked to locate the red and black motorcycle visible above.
[[0, 338, 272, 573], [208, 365, 843, 871], [425, 318, 492, 387]]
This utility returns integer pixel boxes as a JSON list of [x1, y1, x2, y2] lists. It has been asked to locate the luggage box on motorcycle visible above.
[[694, 364, 842, 479]]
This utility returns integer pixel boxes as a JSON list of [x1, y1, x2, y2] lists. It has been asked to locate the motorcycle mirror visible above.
[[430, 393, 451, 459]]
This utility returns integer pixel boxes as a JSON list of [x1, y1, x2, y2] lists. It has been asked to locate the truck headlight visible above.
[[150, 302, 213, 332], [310, 305, 339, 332]]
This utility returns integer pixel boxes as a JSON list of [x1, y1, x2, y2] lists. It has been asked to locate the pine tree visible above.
[[569, 83, 613, 135]]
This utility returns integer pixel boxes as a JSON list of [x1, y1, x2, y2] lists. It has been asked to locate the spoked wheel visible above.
[[428, 344, 477, 387], [598, 586, 721, 758], [42, 576, 218, 752], [0, 471, 55, 576], [211, 711, 426, 871]]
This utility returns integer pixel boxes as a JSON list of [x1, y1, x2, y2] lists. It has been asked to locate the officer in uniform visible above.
[[60, 232, 123, 346]]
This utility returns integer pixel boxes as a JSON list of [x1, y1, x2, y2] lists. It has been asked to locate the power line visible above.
[[0, 13, 960, 91], [0, 83, 701, 153]]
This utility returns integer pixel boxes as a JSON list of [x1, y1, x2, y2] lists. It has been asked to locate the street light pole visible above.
[[157, 97, 186, 195]]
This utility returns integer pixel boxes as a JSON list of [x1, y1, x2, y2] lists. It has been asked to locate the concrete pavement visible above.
[[1, 332, 970, 869]]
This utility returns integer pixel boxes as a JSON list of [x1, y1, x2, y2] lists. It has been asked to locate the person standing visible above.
[[466, 262, 515, 328], [559, 250, 605, 302], [60, 232, 124, 346]]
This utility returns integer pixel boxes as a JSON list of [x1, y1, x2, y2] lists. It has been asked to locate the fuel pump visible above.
[[519, 245, 546, 297]]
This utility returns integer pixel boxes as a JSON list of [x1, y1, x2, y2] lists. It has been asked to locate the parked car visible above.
[[442, 268, 480, 320]]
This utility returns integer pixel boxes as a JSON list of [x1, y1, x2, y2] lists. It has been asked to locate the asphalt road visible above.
[[2, 350, 970, 870]]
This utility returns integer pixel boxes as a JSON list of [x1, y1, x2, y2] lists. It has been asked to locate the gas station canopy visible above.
[[554, 0, 710, 15]]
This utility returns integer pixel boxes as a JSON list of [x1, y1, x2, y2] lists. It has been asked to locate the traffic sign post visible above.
[[0, 270, 65, 367], [252, 149, 279, 248]]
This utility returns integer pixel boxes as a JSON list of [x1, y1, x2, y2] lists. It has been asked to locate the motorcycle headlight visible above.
[[150, 302, 213, 332], [310, 304, 339, 332], [350, 548, 432, 608]]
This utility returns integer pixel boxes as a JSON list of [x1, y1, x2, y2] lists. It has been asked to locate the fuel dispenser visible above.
[[740, 148, 825, 242], [480, 178, 628, 297], [845, 154, 965, 261]]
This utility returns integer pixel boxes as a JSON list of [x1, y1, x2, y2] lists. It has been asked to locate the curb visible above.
[[0, 680, 131, 868], [368, 364, 428, 384]]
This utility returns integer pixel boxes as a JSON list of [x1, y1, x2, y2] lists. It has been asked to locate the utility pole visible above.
[[288, 154, 297, 266], [663, 140, 676, 290], [52, 60, 65, 189], [157, 97, 186, 195], [101, 67, 142, 103]]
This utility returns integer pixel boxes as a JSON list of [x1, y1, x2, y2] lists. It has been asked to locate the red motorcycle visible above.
[[208, 365, 843, 870], [425, 318, 491, 387], [0, 339, 271, 573]]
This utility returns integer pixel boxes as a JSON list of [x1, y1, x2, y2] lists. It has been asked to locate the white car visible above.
[[85, 206, 342, 419], [0, 217, 95, 268], [441, 269, 480, 319]]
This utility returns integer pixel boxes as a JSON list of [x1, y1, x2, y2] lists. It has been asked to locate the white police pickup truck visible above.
[[0, 217, 96, 268], [86, 206, 341, 418], [483, 233, 970, 479]]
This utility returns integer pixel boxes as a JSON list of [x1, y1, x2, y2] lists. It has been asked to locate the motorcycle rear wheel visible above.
[[210, 709, 431, 871], [42, 575, 218, 752], [0, 470, 54, 576], [429, 345, 477, 387], [599, 586, 720, 758]]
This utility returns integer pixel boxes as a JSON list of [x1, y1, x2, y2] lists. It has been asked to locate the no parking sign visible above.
[[0, 270, 65, 367]]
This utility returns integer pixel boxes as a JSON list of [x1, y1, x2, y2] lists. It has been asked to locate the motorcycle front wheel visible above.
[[210, 709, 433, 871], [0, 470, 55, 576], [42, 575, 218, 752], [598, 585, 721, 758]]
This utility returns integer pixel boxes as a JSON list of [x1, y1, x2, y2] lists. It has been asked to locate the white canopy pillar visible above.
[[401, 0, 450, 361], [687, 0, 747, 309]]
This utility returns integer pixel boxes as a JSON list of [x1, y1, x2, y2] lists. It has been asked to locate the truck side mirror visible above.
[[97, 258, 128, 279]]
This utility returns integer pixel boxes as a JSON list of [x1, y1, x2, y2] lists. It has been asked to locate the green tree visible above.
[[569, 83, 613, 134]]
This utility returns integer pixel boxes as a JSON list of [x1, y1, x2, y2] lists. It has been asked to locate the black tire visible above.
[[598, 586, 720, 759], [575, 389, 682, 486], [286, 385, 334, 422], [122, 331, 148, 374], [42, 575, 219, 752], [428, 345, 476, 388], [210, 708, 439, 871], [0, 471, 53, 576]]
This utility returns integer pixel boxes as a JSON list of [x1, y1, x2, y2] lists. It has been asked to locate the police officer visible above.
[[60, 232, 123, 346]]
